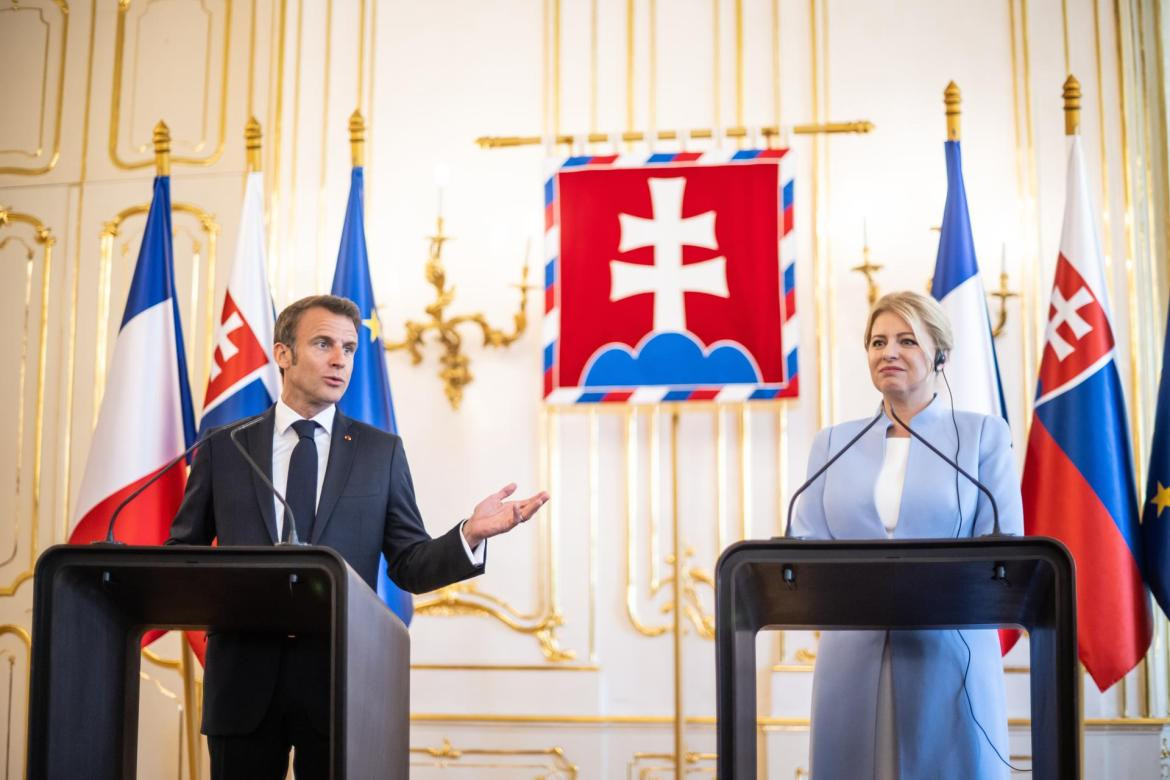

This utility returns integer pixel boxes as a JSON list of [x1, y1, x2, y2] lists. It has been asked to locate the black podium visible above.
[[715, 537, 1078, 779], [28, 545, 409, 779]]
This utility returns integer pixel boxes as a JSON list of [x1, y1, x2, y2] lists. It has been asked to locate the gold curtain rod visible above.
[[474, 120, 874, 149]]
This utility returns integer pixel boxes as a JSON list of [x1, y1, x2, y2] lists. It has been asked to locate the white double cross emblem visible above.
[[209, 311, 245, 381], [1046, 286, 1094, 361], [609, 177, 729, 333]]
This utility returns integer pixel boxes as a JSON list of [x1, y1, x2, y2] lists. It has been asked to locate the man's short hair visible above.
[[274, 294, 362, 355]]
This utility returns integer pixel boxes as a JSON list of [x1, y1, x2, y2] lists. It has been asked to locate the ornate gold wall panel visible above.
[[409, 739, 577, 777], [414, 409, 579, 665], [0, 0, 68, 175], [108, 0, 232, 169], [0, 625, 32, 778], [0, 211, 54, 597]]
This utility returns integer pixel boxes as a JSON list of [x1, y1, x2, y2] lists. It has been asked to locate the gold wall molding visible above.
[[628, 750, 716, 779], [413, 410, 581, 666], [108, 0, 232, 169], [0, 623, 32, 776], [0, 0, 68, 175], [0, 210, 54, 597], [409, 738, 577, 776], [94, 202, 219, 420]]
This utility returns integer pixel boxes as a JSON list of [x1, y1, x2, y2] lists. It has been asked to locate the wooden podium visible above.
[[715, 537, 1078, 779], [28, 544, 409, 779]]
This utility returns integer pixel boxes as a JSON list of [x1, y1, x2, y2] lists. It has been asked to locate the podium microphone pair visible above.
[[99, 415, 305, 546], [783, 400, 1003, 539]]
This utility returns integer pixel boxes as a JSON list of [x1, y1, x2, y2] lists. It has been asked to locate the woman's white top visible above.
[[874, 436, 911, 537]]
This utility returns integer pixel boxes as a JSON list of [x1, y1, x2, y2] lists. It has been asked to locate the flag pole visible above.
[[944, 80, 961, 141], [1063, 75, 1081, 136], [350, 109, 365, 168], [154, 120, 171, 176], [245, 116, 262, 173]]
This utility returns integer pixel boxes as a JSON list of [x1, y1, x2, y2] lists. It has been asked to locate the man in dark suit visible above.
[[167, 294, 547, 778]]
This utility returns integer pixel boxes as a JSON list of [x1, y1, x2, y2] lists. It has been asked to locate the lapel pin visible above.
[[344, 434, 353, 441]]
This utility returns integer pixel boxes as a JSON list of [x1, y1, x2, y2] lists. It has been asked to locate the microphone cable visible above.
[[940, 364, 1029, 774], [956, 629, 1030, 773], [940, 368, 965, 539]]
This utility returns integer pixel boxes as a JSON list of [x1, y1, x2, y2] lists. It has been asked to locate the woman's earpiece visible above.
[[934, 350, 947, 371]]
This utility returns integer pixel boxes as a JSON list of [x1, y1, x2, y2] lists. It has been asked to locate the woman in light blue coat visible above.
[[792, 291, 1023, 780]]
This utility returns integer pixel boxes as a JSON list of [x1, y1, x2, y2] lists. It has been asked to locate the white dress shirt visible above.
[[873, 436, 910, 538], [272, 399, 334, 541], [271, 399, 484, 564]]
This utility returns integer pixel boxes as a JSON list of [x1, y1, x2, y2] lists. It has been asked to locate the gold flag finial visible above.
[[153, 120, 171, 175], [1063, 74, 1081, 135], [349, 109, 365, 168], [944, 81, 961, 141], [245, 116, 262, 172]]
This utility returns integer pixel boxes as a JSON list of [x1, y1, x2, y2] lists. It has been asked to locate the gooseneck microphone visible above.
[[101, 437, 203, 544], [228, 415, 303, 546], [784, 408, 886, 539], [884, 404, 1003, 537]]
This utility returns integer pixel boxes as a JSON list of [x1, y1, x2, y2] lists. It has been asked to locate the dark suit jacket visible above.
[[167, 404, 484, 735]]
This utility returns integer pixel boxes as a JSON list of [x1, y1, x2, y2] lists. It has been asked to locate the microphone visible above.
[[228, 415, 303, 546], [884, 404, 1003, 537], [100, 437, 203, 544], [784, 408, 886, 539]]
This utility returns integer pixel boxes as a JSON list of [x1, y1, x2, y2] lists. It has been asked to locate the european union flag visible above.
[[331, 165, 411, 624], [1143, 301, 1170, 619]]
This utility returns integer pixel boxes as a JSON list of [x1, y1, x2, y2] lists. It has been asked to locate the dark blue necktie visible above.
[[284, 419, 319, 543]]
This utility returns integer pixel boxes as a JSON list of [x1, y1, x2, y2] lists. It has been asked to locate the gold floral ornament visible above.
[[384, 214, 532, 409]]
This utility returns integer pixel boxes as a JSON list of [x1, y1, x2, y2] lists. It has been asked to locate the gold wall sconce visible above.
[[384, 216, 531, 409]]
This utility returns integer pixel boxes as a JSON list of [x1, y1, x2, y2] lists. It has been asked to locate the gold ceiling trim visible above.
[[108, 0, 232, 169], [0, 0, 68, 176], [0, 210, 54, 597]]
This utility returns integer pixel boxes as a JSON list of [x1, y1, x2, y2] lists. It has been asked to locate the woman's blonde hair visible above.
[[864, 291, 954, 364]]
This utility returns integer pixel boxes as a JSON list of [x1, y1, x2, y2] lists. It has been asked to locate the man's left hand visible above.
[[462, 483, 550, 549]]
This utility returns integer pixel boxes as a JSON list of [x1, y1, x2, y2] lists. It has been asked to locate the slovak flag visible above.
[[1020, 134, 1151, 691], [198, 170, 278, 435], [70, 175, 197, 546]]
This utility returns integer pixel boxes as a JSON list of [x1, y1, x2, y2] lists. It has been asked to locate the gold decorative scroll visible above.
[[628, 750, 717, 778], [0, 623, 32, 771], [0, 210, 53, 597], [409, 739, 577, 776], [0, 0, 69, 175], [108, 0, 232, 169], [624, 407, 719, 640], [94, 203, 219, 420], [413, 581, 574, 663]]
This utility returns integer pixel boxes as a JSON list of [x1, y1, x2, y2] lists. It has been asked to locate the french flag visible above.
[[70, 175, 196, 547], [198, 170, 278, 436], [1020, 134, 1151, 691], [930, 140, 1007, 418]]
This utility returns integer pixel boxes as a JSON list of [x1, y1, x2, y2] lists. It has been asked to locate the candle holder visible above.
[[850, 241, 883, 307], [384, 216, 532, 409], [988, 270, 1019, 338]]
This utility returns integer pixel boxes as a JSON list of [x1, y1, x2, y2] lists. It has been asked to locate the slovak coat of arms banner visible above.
[[542, 149, 797, 405]]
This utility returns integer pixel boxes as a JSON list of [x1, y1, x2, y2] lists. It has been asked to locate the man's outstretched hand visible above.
[[462, 483, 550, 549]]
